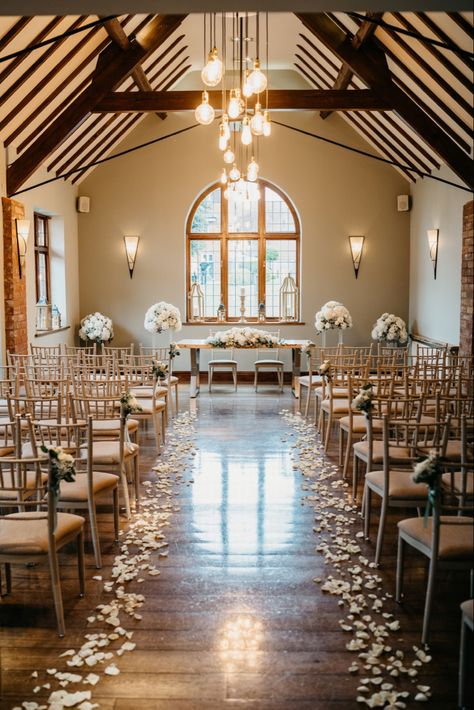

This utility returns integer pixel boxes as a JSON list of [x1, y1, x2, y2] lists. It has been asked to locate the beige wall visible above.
[[409, 166, 466, 346], [78, 110, 410, 369]]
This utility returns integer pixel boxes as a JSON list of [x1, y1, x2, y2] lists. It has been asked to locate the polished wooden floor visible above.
[[0, 385, 471, 709]]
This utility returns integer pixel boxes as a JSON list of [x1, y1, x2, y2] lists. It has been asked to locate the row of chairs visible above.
[[298, 344, 473, 648]]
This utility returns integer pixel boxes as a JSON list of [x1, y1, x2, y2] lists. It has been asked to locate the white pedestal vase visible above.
[[338, 329, 344, 346]]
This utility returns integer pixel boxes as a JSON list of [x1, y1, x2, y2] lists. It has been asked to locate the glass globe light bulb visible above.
[[228, 89, 244, 119], [249, 59, 267, 94], [262, 110, 271, 137], [195, 91, 215, 126], [220, 168, 228, 185], [247, 157, 259, 182], [218, 126, 228, 151], [201, 48, 223, 87], [241, 116, 252, 146], [223, 147, 234, 164], [222, 115, 231, 141], [250, 102, 264, 136], [229, 163, 240, 181], [242, 69, 253, 98]]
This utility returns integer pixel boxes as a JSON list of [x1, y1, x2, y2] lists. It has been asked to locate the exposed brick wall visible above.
[[2, 197, 28, 354], [459, 200, 473, 359]]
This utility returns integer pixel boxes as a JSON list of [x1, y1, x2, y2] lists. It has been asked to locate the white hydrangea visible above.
[[79, 312, 114, 343], [206, 327, 280, 348], [144, 301, 182, 334], [314, 301, 352, 333], [371, 313, 408, 344]]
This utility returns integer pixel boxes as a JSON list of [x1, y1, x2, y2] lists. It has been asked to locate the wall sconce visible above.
[[124, 235, 139, 278], [427, 229, 439, 279], [15, 219, 30, 279], [349, 235, 365, 279]]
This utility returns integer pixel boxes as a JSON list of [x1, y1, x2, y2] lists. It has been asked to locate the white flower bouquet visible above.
[[371, 313, 408, 344], [41, 445, 76, 496], [351, 383, 374, 414], [144, 301, 182, 334], [79, 312, 114, 344], [319, 359, 332, 380], [120, 391, 142, 419], [152, 359, 169, 381], [206, 327, 280, 348], [315, 301, 352, 332]]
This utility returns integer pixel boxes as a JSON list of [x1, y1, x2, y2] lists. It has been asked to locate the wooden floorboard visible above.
[[0, 386, 471, 709]]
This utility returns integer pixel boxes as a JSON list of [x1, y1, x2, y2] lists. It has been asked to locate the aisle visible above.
[[0, 386, 466, 709]]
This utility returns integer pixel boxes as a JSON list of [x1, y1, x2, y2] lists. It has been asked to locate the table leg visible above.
[[292, 346, 301, 398], [190, 348, 200, 397]]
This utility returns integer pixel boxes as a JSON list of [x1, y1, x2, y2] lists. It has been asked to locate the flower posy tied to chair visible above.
[[371, 313, 408, 345], [352, 383, 374, 415], [144, 301, 182, 334], [120, 392, 142, 421], [41, 445, 76, 496], [318, 359, 332, 381], [152, 359, 169, 382], [412, 450, 442, 525], [314, 301, 352, 333], [79, 312, 114, 344]]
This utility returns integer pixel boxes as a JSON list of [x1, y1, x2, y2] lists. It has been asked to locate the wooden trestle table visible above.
[[176, 338, 308, 398]]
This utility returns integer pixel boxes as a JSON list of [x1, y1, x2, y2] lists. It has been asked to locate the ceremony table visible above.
[[176, 338, 308, 397]]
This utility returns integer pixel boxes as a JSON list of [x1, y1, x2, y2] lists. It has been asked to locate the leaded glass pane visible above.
[[265, 188, 295, 233], [227, 240, 259, 318], [265, 240, 297, 318], [228, 193, 258, 233], [190, 240, 221, 317], [191, 189, 221, 233]]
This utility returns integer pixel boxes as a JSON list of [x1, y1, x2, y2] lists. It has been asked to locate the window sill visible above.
[[183, 321, 306, 326], [34, 325, 71, 338]]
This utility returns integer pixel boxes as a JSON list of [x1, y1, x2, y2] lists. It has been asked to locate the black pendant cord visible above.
[[346, 11, 474, 59], [9, 122, 201, 197], [0, 16, 118, 64], [273, 119, 472, 193]]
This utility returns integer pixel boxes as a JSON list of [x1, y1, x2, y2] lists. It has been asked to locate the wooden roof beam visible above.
[[7, 13, 187, 196], [294, 12, 474, 190], [93, 88, 390, 113], [320, 11, 383, 120], [102, 17, 166, 120]]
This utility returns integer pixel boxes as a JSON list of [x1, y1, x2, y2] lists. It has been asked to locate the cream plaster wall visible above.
[[409, 166, 466, 346], [12, 165, 80, 348], [78, 110, 410, 370]]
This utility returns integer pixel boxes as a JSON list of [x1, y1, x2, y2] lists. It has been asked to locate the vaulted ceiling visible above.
[[0, 11, 472, 196]]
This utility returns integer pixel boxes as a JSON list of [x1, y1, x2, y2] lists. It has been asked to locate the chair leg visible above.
[[363, 485, 371, 540], [209, 367, 213, 393], [77, 530, 85, 597], [421, 556, 438, 645], [395, 534, 405, 602], [152, 412, 161, 451], [4, 562, 11, 594], [134, 454, 140, 506], [279, 368, 283, 392], [120, 463, 131, 519], [374, 496, 388, 567], [88, 497, 102, 569], [352, 454, 359, 501], [233, 367, 237, 392], [161, 410, 166, 445], [174, 384, 179, 414], [324, 414, 332, 451], [254, 367, 258, 392], [459, 614, 467, 709], [303, 387, 310, 417], [343, 430, 353, 480], [48, 548, 66, 638], [338, 428, 344, 467], [113, 487, 120, 543]]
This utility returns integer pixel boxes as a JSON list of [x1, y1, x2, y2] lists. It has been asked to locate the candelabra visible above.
[[239, 291, 246, 322]]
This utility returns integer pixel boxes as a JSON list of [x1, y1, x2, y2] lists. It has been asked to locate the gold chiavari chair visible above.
[[0, 450, 85, 637], [396, 456, 474, 645], [363, 415, 451, 567], [122, 354, 169, 421], [319, 356, 361, 449], [70, 395, 139, 519], [139, 345, 179, 413], [298, 345, 323, 419], [29, 344, 62, 359]]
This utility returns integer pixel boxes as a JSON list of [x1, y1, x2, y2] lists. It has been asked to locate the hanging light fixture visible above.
[[228, 88, 244, 119], [241, 116, 252, 145], [250, 102, 264, 135], [247, 157, 259, 182], [222, 115, 231, 140], [229, 164, 241, 181], [249, 58, 267, 94], [201, 47, 223, 87], [262, 110, 271, 137], [218, 124, 228, 151], [223, 147, 234, 164], [242, 68, 253, 98], [220, 168, 228, 184], [195, 90, 215, 125]]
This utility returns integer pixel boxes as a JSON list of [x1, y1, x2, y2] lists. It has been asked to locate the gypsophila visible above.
[[79, 312, 114, 344]]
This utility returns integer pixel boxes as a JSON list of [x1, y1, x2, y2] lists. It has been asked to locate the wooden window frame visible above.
[[186, 179, 300, 323], [34, 212, 51, 304]]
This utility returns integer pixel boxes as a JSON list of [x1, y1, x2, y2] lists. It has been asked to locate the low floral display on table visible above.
[[315, 301, 352, 332], [144, 302, 182, 333], [79, 312, 114, 344], [206, 327, 280, 348], [371, 312, 408, 345]]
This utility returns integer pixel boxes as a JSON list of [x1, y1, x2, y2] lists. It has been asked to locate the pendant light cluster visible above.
[[195, 13, 271, 202]]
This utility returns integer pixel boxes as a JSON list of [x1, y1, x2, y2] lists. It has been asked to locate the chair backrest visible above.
[[304, 345, 322, 375], [30, 344, 62, 358], [72, 377, 128, 399], [103, 343, 135, 364], [208, 330, 234, 361], [256, 330, 281, 360]]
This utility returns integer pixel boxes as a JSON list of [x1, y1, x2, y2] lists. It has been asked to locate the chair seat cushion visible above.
[[321, 398, 350, 414], [254, 359, 284, 367], [366, 469, 428, 499], [298, 375, 323, 387], [163, 375, 179, 385], [354, 440, 411, 463], [209, 360, 237, 366], [92, 418, 139, 435], [0, 511, 84, 555], [0, 470, 48, 500], [339, 414, 368, 433], [86, 440, 138, 465], [398, 515, 474, 560], [134, 399, 166, 415], [441, 471, 474, 497], [131, 386, 167, 399], [58, 471, 118, 502], [0, 445, 15, 457]]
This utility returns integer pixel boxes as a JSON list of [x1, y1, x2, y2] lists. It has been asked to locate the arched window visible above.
[[186, 180, 300, 322]]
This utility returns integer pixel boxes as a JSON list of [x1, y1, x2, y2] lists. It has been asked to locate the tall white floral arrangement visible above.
[[314, 301, 352, 332], [371, 313, 408, 344], [79, 312, 114, 343], [144, 301, 182, 333]]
